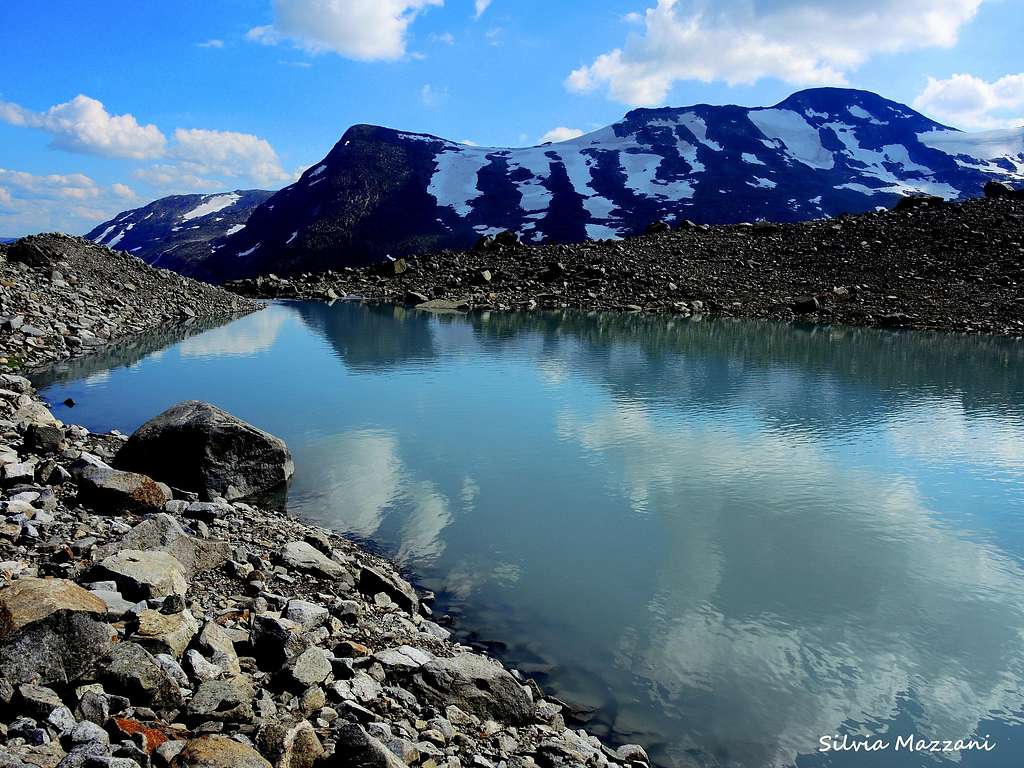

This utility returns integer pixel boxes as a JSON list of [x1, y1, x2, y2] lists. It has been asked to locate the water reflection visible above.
[[33, 301, 1024, 768]]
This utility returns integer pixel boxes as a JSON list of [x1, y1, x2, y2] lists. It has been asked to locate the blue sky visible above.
[[1, 0, 1021, 236]]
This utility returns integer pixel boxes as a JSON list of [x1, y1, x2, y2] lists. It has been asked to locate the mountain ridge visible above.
[[89, 88, 1024, 281]]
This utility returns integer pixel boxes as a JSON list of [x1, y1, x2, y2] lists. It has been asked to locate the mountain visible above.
[[0, 238, 17, 244], [84, 189, 272, 274]]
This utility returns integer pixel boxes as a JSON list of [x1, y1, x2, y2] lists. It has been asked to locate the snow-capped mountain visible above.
[[84, 190, 272, 274]]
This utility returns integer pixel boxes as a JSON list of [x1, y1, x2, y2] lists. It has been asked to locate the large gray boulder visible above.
[[0, 578, 114, 685], [115, 400, 294, 501], [95, 514, 230, 578], [411, 653, 535, 725]]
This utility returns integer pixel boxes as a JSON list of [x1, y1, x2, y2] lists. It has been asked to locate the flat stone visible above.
[[283, 599, 329, 630], [280, 541, 346, 580], [256, 719, 324, 768], [284, 647, 332, 687], [92, 550, 188, 600], [186, 676, 255, 724], [95, 514, 229, 578], [101, 642, 182, 710], [373, 645, 432, 670], [412, 653, 535, 725]]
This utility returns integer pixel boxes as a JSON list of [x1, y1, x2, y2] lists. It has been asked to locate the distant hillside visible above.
[[84, 189, 272, 275]]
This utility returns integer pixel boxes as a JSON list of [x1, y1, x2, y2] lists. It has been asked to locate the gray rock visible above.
[[373, 645, 432, 670], [70, 721, 110, 746], [283, 599, 329, 631], [0, 577, 113, 685], [412, 653, 535, 725], [186, 676, 255, 724], [17, 684, 65, 718], [357, 565, 418, 614], [100, 642, 182, 710], [332, 724, 406, 768], [195, 620, 241, 676], [256, 719, 324, 768], [115, 401, 294, 501], [74, 465, 170, 514], [280, 542, 346, 580], [91, 550, 188, 600], [95, 514, 230, 578], [283, 647, 332, 688]]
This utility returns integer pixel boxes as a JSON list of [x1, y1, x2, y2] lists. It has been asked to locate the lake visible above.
[[32, 301, 1024, 768]]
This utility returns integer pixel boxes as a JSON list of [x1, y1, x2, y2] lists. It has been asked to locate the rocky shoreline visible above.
[[225, 194, 1024, 337], [0, 239, 646, 768]]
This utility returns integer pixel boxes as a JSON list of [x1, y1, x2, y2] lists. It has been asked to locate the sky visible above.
[[0, 0, 1022, 237]]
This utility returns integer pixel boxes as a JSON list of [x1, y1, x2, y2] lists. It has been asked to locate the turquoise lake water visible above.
[[33, 301, 1024, 768]]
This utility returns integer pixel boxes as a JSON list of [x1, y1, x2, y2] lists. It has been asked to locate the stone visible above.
[[984, 180, 1015, 198], [70, 721, 110, 746], [280, 542, 346, 580], [283, 647, 332, 688], [412, 654, 535, 725], [170, 736, 272, 768], [615, 744, 650, 764], [115, 401, 294, 502], [403, 291, 429, 306], [373, 645, 432, 670], [333, 724, 406, 768], [644, 220, 670, 235], [791, 296, 819, 314], [16, 684, 64, 718], [256, 719, 324, 768], [101, 642, 183, 710], [91, 550, 188, 600], [186, 676, 255, 724], [74, 466, 170, 514], [131, 608, 199, 658], [0, 578, 112, 685], [95, 514, 229, 578], [24, 424, 64, 454], [283, 599, 329, 631], [88, 589, 135, 620], [252, 615, 308, 670], [195, 620, 241, 675], [358, 565, 418, 614]]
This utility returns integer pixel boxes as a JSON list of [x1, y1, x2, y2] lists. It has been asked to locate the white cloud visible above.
[[431, 31, 455, 44], [0, 168, 128, 235], [0, 94, 167, 159], [473, 0, 491, 19], [419, 84, 449, 108], [247, 0, 443, 61], [459, 138, 479, 146], [110, 182, 137, 200], [197, 38, 225, 48], [913, 72, 1024, 130], [539, 126, 584, 143], [567, 0, 987, 106], [170, 128, 293, 186]]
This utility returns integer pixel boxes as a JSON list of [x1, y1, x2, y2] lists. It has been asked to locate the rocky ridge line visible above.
[[226, 191, 1024, 337], [0, 234, 259, 372]]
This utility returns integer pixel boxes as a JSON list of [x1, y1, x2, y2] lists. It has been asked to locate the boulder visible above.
[[333, 724, 406, 768], [256, 719, 324, 768], [984, 180, 1015, 198], [131, 608, 199, 658], [186, 676, 255, 724], [95, 514, 229, 578], [23, 423, 64, 454], [0, 578, 113, 684], [115, 401, 294, 501], [171, 736, 272, 768], [412, 653, 535, 725], [357, 565, 418, 614], [74, 466, 170, 514], [282, 647, 332, 688], [91, 550, 188, 600], [101, 642, 183, 710], [195, 620, 241, 676], [644, 220, 670, 235], [279, 541, 347, 580]]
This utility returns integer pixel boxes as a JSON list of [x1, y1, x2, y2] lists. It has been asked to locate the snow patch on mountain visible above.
[[182, 193, 241, 222]]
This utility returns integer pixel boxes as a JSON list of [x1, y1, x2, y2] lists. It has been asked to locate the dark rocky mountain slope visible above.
[[84, 189, 272, 274]]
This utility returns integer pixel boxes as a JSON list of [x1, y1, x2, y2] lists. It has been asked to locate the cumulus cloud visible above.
[[0, 94, 166, 159], [538, 126, 584, 144], [247, 0, 443, 61], [913, 72, 1024, 130], [0, 168, 128, 235], [419, 84, 449, 108], [197, 38, 225, 48], [473, 0, 491, 19], [170, 128, 293, 186], [566, 0, 987, 106]]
